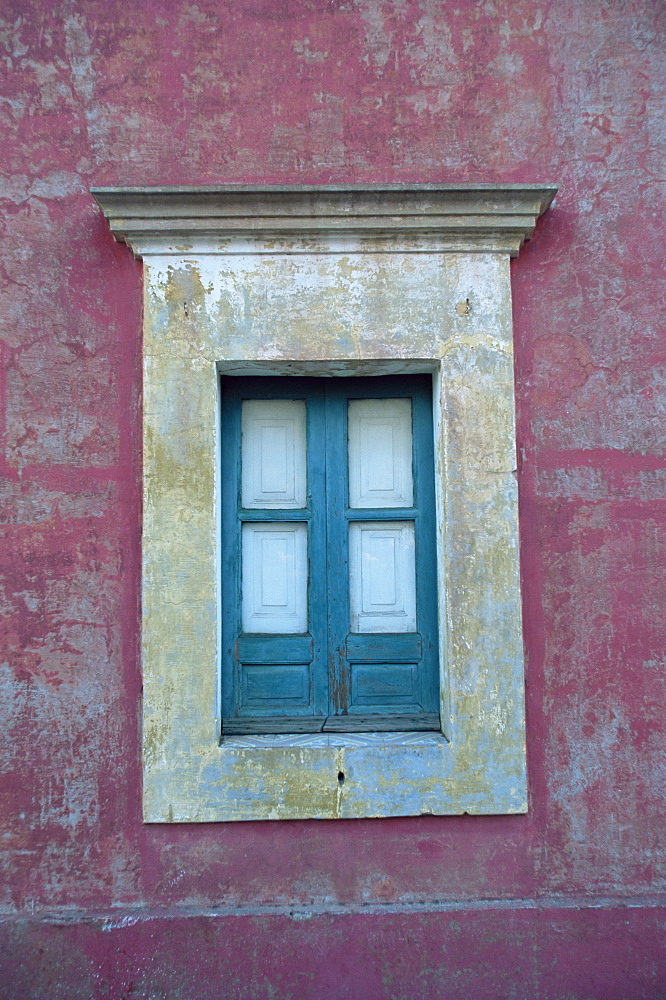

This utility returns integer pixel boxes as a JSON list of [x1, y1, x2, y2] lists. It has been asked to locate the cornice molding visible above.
[[92, 183, 557, 257]]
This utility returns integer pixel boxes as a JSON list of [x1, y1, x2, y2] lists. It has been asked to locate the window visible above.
[[92, 183, 556, 821], [221, 375, 439, 735]]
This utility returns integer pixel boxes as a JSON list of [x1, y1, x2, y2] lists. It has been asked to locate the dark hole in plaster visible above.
[[338, 771, 345, 785]]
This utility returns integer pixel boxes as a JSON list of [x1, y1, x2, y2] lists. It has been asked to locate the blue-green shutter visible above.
[[221, 375, 440, 735]]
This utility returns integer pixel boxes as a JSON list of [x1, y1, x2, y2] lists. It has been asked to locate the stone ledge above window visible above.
[[93, 184, 556, 822], [93, 182, 556, 256]]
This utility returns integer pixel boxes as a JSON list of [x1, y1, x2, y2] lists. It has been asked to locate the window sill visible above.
[[221, 731, 450, 749]]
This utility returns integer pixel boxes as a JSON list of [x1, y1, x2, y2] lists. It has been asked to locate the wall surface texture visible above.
[[0, 2, 664, 997]]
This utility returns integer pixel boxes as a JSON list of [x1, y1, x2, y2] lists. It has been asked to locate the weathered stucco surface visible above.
[[1, 1, 664, 996], [133, 234, 527, 822]]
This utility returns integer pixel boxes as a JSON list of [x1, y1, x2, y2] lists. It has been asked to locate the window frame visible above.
[[92, 183, 556, 822]]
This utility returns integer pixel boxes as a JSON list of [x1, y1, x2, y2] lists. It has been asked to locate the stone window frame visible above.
[[93, 184, 556, 822]]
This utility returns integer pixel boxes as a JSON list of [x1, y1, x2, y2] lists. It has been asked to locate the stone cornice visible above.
[[92, 183, 557, 257]]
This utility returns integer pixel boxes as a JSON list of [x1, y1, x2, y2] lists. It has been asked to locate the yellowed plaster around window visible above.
[[93, 185, 556, 821]]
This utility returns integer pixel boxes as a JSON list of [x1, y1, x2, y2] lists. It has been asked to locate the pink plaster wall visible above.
[[1, 2, 664, 996]]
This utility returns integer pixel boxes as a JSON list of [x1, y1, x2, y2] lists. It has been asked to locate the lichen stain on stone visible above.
[[161, 263, 215, 352], [210, 749, 344, 821], [144, 417, 213, 508]]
